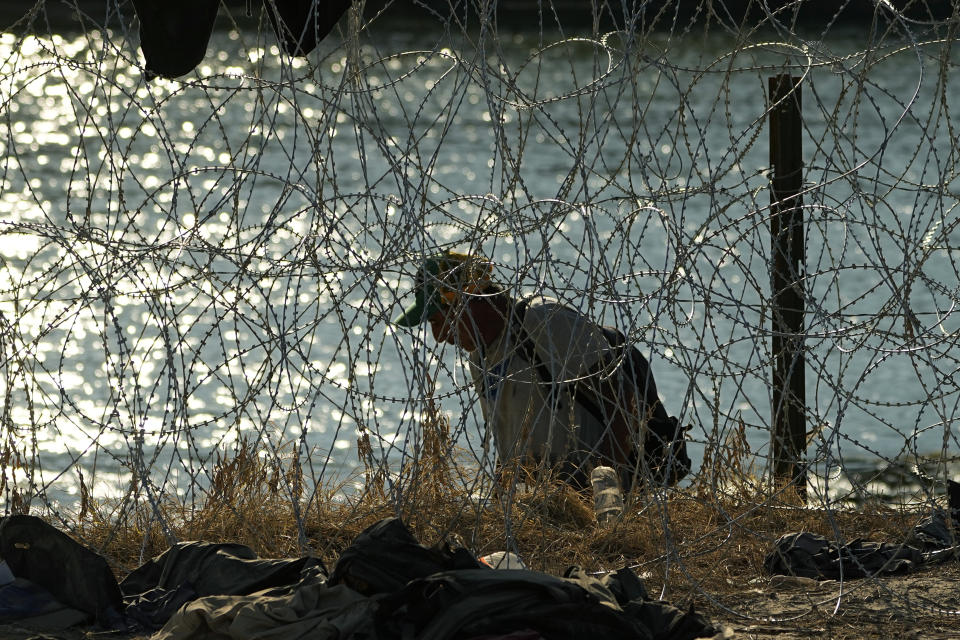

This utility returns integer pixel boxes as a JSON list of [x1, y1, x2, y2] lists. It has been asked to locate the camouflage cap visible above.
[[392, 251, 494, 327]]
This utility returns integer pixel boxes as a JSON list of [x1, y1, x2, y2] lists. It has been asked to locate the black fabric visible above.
[[119, 540, 325, 629], [377, 566, 716, 640], [913, 479, 960, 551], [622, 600, 719, 640], [0, 516, 719, 639], [119, 540, 323, 597], [764, 532, 925, 579], [264, 0, 353, 57], [512, 299, 691, 489], [0, 515, 123, 626], [0, 578, 87, 626], [767, 483, 960, 580], [131, 0, 219, 80], [377, 569, 650, 640], [121, 582, 199, 632], [131, 1, 351, 80], [328, 517, 485, 595], [563, 565, 648, 604], [911, 509, 957, 551], [565, 566, 715, 640]]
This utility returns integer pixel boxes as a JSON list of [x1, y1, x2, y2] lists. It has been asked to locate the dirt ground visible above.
[[702, 562, 960, 639], [4, 564, 960, 640]]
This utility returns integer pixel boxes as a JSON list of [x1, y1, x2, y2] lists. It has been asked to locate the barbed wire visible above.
[[1, 0, 960, 630]]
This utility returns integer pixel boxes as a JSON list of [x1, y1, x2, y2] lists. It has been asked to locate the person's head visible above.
[[393, 251, 505, 351]]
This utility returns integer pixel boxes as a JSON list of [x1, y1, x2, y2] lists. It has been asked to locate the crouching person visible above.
[[392, 251, 690, 491]]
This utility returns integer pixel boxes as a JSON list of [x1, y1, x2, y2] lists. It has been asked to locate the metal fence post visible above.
[[768, 74, 806, 496]]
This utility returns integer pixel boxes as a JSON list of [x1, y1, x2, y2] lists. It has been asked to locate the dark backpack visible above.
[[511, 300, 691, 489], [0, 515, 124, 626]]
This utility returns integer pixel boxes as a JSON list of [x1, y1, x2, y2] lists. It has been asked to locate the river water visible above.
[[1, 9, 958, 508]]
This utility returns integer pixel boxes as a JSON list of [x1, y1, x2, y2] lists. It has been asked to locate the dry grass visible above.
[[2, 385, 938, 630], [42, 409, 925, 601], [7, 404, 955, 640], [0, 396, 950, 638]]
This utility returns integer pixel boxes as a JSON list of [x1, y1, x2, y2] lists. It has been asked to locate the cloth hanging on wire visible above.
[[131, 0, 353, 80]]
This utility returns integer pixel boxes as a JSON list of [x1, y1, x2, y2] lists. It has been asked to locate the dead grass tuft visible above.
[[12, 400, 936, 608], [61, 436, 918, 600]]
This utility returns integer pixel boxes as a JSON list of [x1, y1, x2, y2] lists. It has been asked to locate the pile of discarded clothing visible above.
[[765, 480, 960, 580], [0, 515, 719, 639]]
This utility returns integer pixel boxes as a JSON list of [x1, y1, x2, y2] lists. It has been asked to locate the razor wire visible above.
[[0, 0, 960, 628]]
